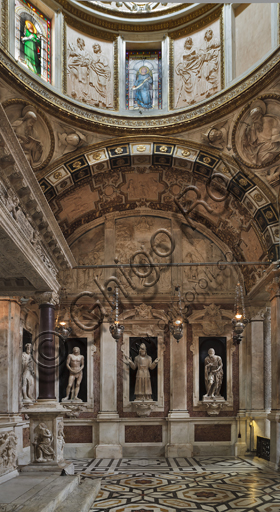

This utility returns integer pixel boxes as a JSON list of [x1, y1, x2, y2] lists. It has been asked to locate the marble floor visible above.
[[71, 456, 280, 512]]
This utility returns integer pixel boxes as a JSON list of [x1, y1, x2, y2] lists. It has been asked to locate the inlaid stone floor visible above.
[[70, 456, 280, 511]]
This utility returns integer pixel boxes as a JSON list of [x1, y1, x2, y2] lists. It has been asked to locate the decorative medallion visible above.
[[115, 147, 124, 154], [159, 145, 168, 153], [232, 95, 280, 168], [3, 99, 54, 171], [182, 149, 191, 157], [137, 145, 146, 152]]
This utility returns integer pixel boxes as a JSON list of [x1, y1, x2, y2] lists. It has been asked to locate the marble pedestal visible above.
[[21, 401, 74, 474], [95, 412, 122, 459], [165, 411, 192, 457]]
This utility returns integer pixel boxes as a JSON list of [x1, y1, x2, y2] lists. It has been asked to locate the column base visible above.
[[0, 469, 19, 485], [95, 444, 123, 459], [21, 460, 74, 474], [234, 441, 247, 456], [165, 443, 193, 457]]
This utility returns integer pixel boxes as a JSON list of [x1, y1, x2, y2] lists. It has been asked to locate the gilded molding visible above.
[[169, 37, 174, 112], [169, 4, 222, 39], [62, 16, 67, 95], [220, 6, 225, 90], [113, 37, 118, 111], [55, 0, 215, 34], [1, 0, 9, 51], [2, 98, 55, 172], [231, 94, 280, 169], [1, 47, 280, 136], [80, 1, 188, 19], [64, 12, 116, 42]]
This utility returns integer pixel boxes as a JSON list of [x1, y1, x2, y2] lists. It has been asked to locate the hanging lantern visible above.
[[109, 287, 124, 341], [232, 282, 248, 344], [169, 285, 184, 342]]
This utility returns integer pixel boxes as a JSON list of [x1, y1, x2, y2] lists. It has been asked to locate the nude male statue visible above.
[[62, 347, 84, 402], [22, 343, 34, 402]]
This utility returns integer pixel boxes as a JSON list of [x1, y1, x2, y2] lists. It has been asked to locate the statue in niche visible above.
[[62, 347, 84, 402], [12, 106, 43, 167], [241, 99, 280, 166], [57, 421, 65, 462], [203, 348, 224, 399], [34, 423, 55, 463], [124, 343, 159, 400], [88, 43, 112, 108], [132, 66, 153, 110], [22, 343, 35, 403]]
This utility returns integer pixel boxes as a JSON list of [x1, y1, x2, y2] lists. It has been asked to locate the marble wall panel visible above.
[[22, 427, 30, 448], [64, 425, 92, 443], [125, 425, 162, 443], [194, 424, 231, 442]]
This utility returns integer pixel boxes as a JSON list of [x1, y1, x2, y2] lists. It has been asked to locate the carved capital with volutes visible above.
[[34, 291, 60, 306]]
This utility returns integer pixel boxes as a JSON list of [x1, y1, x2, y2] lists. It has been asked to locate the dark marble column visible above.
[[36, 292, 59, 401]]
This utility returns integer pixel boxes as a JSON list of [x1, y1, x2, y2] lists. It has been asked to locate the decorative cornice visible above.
[[56, 1, 215, 34], [169, 4, 222, 39]]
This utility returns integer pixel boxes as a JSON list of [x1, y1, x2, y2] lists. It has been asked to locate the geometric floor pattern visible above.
[[70, 457, 280, 511]]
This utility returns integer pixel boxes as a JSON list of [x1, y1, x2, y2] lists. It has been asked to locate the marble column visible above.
[[264, 308, 271, 438], [166, 327, 192, 457], [0, 298, 22, 483], [37, 302, 56, 401], [267, 278, 280, 470], [22, 292, 73, 473], [95, 321, 122, 458]]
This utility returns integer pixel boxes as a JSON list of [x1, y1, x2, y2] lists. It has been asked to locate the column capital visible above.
[[266, 277, 280, 301], [34, 291, 59, 306]]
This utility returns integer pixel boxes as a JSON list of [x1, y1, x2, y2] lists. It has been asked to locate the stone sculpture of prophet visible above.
[[124, 343, 159, 400], [204, 348, 224, 399]]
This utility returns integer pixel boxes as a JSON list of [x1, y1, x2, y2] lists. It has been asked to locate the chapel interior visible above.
[[0, 1, 280, 511]]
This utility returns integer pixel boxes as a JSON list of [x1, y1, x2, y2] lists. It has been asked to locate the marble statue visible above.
[[62, 347, 84, 402], [204, 348, 224, 399], [0, 431, 18, 471], [125, 343, 159, 400], [68, 38, 90, 102], [34, 423, 55, 463], [22, 343, 34, 403], [57, 421, 65, 461], [11, 106, 43, 167], [241, 99, 280, 166]]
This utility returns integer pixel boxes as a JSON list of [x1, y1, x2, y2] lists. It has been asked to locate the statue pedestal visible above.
[[165, 411, 192, 457], [21, 402, 74, 474], [95, 412, 123, 459], [132, 399, 157, 417], [202, 396, 226, 416]]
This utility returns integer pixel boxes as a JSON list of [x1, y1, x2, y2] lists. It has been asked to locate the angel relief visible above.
[[175, 27, 221, 108]]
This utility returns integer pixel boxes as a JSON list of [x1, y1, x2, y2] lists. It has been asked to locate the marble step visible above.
[[55, 478, 102, 512], [12, 474, 80, 512]]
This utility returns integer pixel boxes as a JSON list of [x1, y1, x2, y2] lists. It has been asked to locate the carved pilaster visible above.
[[264, 307, 271, 411]]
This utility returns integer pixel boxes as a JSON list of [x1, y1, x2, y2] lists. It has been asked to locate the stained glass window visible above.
[[15, 0, 51, 83], [126, 50, 162, 110]]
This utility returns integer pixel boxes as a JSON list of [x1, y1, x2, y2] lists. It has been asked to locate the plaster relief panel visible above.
[[58, 184, 99, 224], [69, 223, 104, 292], [182, 225, 238, 298], [121, 172, 164, 201], [115, 216, 172, 293], [173, 18, 221, 109], [66, 25, 114, 109]]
